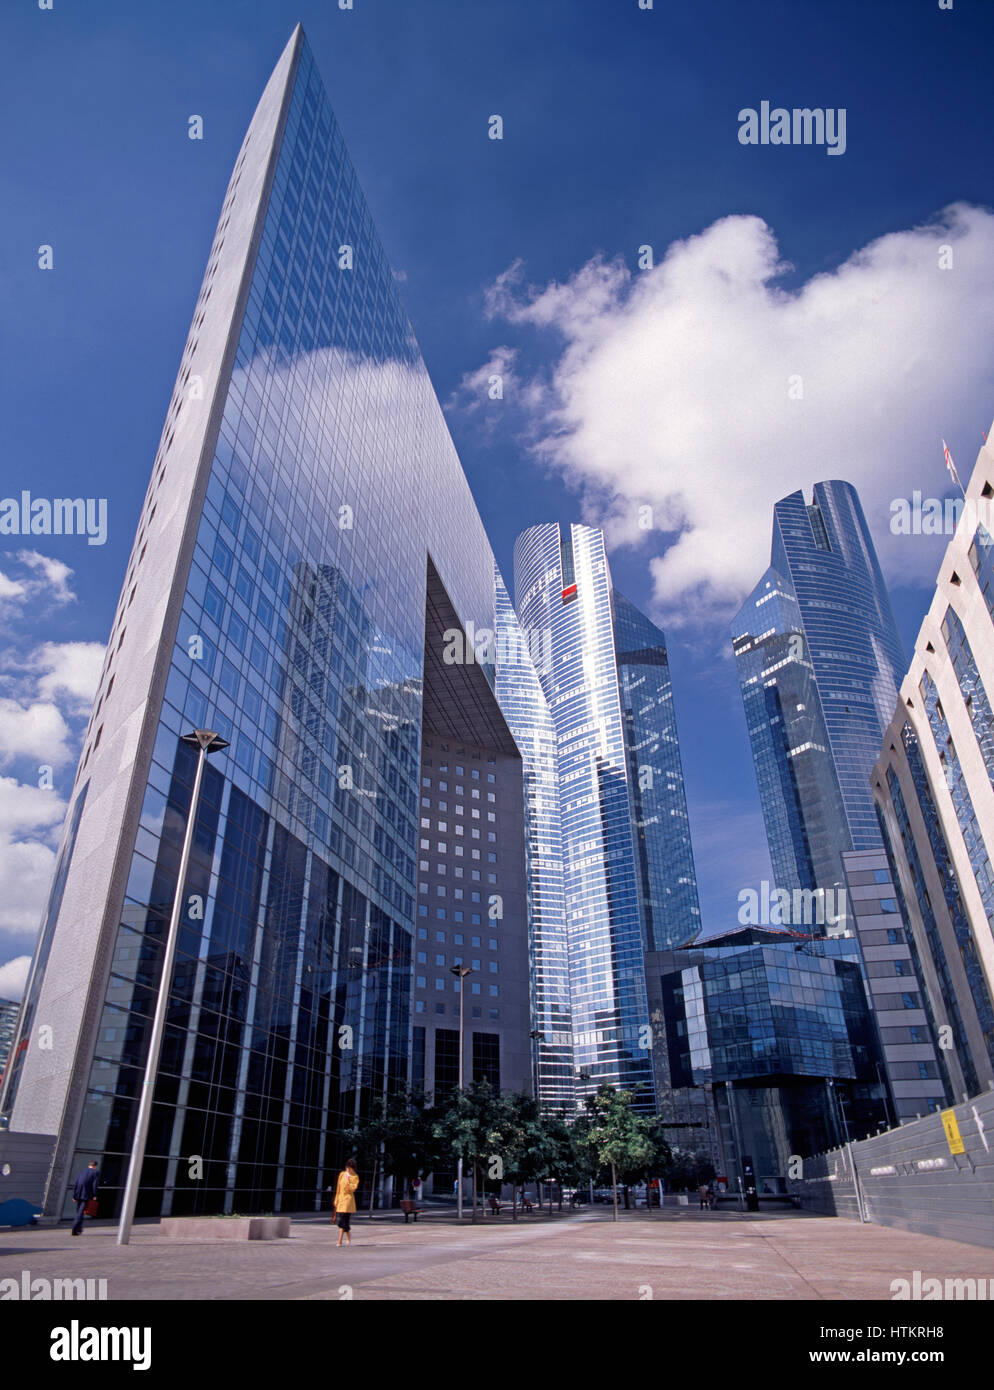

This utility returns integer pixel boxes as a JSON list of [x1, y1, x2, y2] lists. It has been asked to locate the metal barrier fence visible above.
[[788, 1088, 994, 1250]]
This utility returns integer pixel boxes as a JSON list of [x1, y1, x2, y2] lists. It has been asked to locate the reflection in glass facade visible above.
[[494, 573, 573, 1109], [672, 946, 861, 1085], [657, 930, 886, 1186], [513, 523, 701, 1111], [2, 28, 555, 1218], [769, 482, 906, 848], [731, 569, 852, 924], [732, 482, 906, 931], [0, 999, 19, 1080], [612, 590, 701, 950]]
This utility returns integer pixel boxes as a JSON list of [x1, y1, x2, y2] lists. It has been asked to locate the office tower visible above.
[[732, 481, 907, 931], [0, 28, 552, 1219], [655, 927, 883, 1189], [513, 522, 701, 1112], [0, 999, 20, 1083], [494, 572, 573, 1111], [872, 432, 994, 1101], [841, 850, 950, 1120], [612, 590, 701, 949]]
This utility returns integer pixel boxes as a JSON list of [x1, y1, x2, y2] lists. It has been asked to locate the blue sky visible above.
[[2, 0, 993, 991]]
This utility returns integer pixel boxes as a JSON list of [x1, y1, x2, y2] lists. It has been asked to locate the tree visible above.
[[432, 1080, 509, 1223], [666, 1149, 716, 1193], [339, 1086, 443, 1213], [617, 1111, 672, 1213], [581, 1084, 656, 1222], [498, 1090, 545, 1219], [541, 1112, 576, 1212]]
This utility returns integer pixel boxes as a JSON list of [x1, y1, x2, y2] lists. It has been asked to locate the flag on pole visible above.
[[942, 439, 963, 492]]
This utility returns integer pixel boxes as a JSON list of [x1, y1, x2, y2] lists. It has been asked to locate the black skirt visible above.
[[336, 1212, 352, 1231]]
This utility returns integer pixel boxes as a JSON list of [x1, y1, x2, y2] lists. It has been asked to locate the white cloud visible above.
[[0, 575, 92, 960], [0, 778, 67, 946], [16, 550, 76, 606], [445, 345, 520, 420], [35, 642, 104, 715], [0, 551, 77, 620], [0, 834, 57, 937], [0, 571, 26, 606], [0, 955, 31, 1002], [0, 698, 73, 768], [0, 776, 67, 836], [487, 202, 994, 627]]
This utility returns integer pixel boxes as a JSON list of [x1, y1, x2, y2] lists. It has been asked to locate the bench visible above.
[[399, 1199, 421, 1223]]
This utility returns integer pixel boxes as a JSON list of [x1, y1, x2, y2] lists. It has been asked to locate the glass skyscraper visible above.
[[1, 28, 554, 1218], [494, 573, 574, 1110], [732, 481, 906, 929], [657, 928, 883, 1189], [513, 523, 701, 1111]]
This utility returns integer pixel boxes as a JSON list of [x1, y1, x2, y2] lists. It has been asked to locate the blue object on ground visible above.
[[0, 1197, 42, 1227]]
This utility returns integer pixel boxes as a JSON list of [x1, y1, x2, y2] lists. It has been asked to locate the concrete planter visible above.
[[158, 1216, 291, 1241]]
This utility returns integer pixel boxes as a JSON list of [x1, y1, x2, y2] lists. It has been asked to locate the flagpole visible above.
[[943, 439, 966, 499]]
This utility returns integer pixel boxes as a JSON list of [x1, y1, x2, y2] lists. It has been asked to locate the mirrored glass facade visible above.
[[769, 482, 906, 848], [733, 482, 906, 932], [611, 589, 701, 950], [494, 572, 573, 1109], [513, 523, 701, 1111], [2, 28, 553, 1218], [731, 568, 852, 922], [657, 930, 887, 1187]]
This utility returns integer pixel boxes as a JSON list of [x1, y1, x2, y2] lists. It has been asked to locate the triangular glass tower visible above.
[[2, 27, 568, 1218]]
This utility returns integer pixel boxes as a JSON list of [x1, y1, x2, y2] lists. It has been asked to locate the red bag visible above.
[[84, 1198, 98, 1217]]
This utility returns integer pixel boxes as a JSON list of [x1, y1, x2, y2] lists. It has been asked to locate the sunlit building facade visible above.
[[0, 28, 558, 1218], [872, 434, 994, 1101], [732, 482, 907, 933], [657, 928, 877, 1190], [513, 523, 701, 1113]]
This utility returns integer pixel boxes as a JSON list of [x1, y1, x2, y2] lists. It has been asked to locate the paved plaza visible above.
[[2, 1206, 992, 1301]]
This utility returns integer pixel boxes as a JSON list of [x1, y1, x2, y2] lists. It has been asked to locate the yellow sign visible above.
[[940, 1108, 966, 1155]]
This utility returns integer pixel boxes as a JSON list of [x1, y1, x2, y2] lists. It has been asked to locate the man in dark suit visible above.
[[71, 1161, 100, 1235]]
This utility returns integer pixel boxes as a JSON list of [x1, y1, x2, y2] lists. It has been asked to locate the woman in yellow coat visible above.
[[334, 1160, 360, 1246]]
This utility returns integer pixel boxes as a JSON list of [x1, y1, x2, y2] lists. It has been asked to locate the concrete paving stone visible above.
[[2, 1207, 994, 1301]]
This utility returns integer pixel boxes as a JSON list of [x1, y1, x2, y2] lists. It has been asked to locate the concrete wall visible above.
[[0, 1131, 56, 1210], [789, 1088, 994, 1249]]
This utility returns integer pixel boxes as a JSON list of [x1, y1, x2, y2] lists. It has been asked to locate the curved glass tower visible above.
[[770, 481, 906, 849], [732, 481, 906, 927], [494, 573, 573, 1110], [514, 523, 701, 1110]]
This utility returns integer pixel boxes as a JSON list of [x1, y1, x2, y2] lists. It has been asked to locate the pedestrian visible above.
[[333, 1159, 360, 1247], [71, 1161, 100, 1236], [698, 1182, 708, 1211]]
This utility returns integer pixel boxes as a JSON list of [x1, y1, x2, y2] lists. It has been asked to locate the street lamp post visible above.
[[528, 1030, 545, 1212], [117, 730, 227, 1246], [577, 1069, 593, 1206], [827, 1078, 866, 1224], [450, 965, 473, 1220], [529, 1029, 545, 1107]]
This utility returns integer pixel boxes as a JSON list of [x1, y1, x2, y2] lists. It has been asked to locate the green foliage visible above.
[[339, 1085, 444, 1196], [340, 1081, 687, 1218], [571, 1084, 672, 1216], [665, 1150, 716, 1191]]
